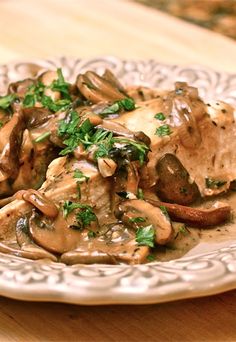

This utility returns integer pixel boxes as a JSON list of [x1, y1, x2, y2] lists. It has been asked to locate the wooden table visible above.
[[0, 0, 236, 341]]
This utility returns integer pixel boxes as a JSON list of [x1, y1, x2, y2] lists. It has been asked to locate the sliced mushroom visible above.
[[61, 248, 115, 265], [146, 198, 231, 227], [97, 157, 117, 177], [0, 239, 57, 261], [39, 70, 61, 101], [156, 153, 200, 205], [15, 217, 57, 261], [22, 189, 59, 218], [76, 71, 125, 104], [0, 111, 25, 179], [102, 69, 127, 96], [8, 78, 35, 98], [116, 199, 173, 245], [28, 210, 85, 254], [23, 107, 53, 129], [98, 120, 134, 138]]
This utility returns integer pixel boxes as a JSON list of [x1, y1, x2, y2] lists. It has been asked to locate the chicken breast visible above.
[[114, 83, 236, 198], [0, 156, 111, 240]]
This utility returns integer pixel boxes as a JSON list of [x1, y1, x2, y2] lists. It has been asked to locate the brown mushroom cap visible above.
[[28, 210, 84, 254], [156, 153, 200, 205], [76, 71, 126, 104], [116, 199, 174, 245], [0, 111, 25, 179]]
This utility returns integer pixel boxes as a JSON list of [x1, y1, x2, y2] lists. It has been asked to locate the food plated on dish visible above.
[[0, 63, 235, 266]]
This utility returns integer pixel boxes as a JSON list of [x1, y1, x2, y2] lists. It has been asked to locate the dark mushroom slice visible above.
[[102, 69, 127, 96], [116, 199, 174, 245], [0, 111, 25, 179], [8, 78, 35, 98], [0, 239, 57, 261], [23, 107, 54, 129], [76, 71, 126, 104], [22, 189, 59, 218], [11, 125, 58, 193], [156, 153, 200, 205], [28, 210, 87, 254], [97, 120, 134, 138], [146, 198, 231, 227], [61, 248, 115, 265], [15, 216, 57, 261], [61, 241, 149, 265], [61, 223, 149, 265]]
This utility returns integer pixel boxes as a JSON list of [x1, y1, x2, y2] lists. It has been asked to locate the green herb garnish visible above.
[[159, 205, 170, 219], [114, 137, 149, 165], [100, 97, 135, 116], [137, 188, 144, 200], [73, 169, 90, 183], [76, 204, 97, 229], [155, 124, 172, 137], [205, 178, 227, 189], [147, 254, 155, 262], [0, 94, 17, 109], [62, 201, 97, 228], [129, 216, 146, 223], [179, 225, 188, 236], [50, 68, 71, 100], [0, 121, 3, 128], [23, 69, 72, 112], [136, 225, 155, 248], [88, 231, 96, 238], [154, 112, 166, 121], [34, 131, 51, 143]]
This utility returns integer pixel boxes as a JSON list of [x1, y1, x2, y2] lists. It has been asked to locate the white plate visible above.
[[0, 56, 236, 305]]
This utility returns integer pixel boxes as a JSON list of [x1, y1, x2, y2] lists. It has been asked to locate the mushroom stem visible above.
[[146, 198, 231, 227]]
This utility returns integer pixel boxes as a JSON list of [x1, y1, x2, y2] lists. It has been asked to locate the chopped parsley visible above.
[[129, 216, 146, 223], [73, 169, 90, 199], [205, 177, 227, 189], [0, 121, 3, 128], [88, 231, 96, 238], [62, 201, 97, 229], [76, 204, 97, 229], [137, 188, 144, 200], [113, 137, 149, 165], [50, 68, 71, 100], [155, 124, 172, 137], [23, 69, 72, 112], [94, 132, 114, 159], [146, 254, 155, 262], [179, 225, 189, 236], [159, 205, 170, 219], [73, 169, 90, 183], [34, 131, 51, 143], [0, 94, 17, 109], [136, 225, 155, 248], [58, 111, 94, 155], [154, 112, 166, 121], [180, 186, 188, 194], [99, 97, 135, 116]]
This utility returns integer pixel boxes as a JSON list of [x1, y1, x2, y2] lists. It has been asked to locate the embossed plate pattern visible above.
[[0, 56, 235, 305]]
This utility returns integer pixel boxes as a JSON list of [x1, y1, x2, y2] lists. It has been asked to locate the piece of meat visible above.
[[113, 83, 236, 198], [0, 156, 112, 241]]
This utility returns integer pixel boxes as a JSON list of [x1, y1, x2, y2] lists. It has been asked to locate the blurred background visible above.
[[136, 0, 236, 40], [0, 0, 235, 72]]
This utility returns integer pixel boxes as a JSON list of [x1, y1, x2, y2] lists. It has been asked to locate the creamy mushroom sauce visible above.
[[0, 69, 234, 265]]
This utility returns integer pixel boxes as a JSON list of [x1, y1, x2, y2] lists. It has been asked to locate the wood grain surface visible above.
[[0, 0, 235, 341]]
